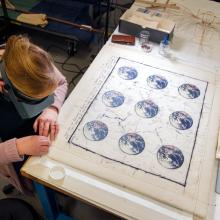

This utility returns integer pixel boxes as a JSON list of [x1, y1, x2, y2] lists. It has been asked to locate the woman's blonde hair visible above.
[[2, 35, 58, 99]]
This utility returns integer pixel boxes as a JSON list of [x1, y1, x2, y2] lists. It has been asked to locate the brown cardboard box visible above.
[[119, 7, 175, 43]]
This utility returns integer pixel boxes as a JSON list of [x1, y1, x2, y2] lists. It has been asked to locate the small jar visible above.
[[139, 30, 152, 53]]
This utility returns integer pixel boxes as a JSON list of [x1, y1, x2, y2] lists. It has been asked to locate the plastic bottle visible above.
[[159, 35, 171, 57]]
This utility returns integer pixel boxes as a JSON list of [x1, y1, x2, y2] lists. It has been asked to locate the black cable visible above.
[[47, 44, 85, 85], [47, 43, 90, 85], [47, 44, 81, 73], [61, 56, 82, 74], [46, 44, 66, 53], [68, 63, 89, 85]]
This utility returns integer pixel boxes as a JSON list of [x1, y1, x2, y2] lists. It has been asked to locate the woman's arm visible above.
[[0, 136, 51, 165], [50, 65, 68, 112], [33, 66, 68, 140], [0, 139, 23, 165]]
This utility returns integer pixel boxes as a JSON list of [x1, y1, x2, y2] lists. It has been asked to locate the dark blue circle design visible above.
[[169, 111, 193, 130], [135, 100, 159, 118], [83, 120, 108, 141], [119, 133, 145, 155], [118, 66, 138, 80], [178, 84, 200, 99], [147, 75, 168, 89], [102, 90, 125, 107], [157, 145, 184, 169]]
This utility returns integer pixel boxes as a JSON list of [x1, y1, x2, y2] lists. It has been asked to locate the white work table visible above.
[[22, 1, 220, 219]]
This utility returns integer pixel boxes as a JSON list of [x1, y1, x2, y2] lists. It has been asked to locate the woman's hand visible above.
[[16, 135, 51, 156], [33, 106, 59, 141], [0, 80, 5, 93]]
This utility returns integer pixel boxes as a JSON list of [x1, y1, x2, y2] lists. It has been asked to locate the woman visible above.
[[0, 35, 68, 192]]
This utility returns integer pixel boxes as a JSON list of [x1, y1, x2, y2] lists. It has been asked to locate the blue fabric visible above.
[[30, 0, 94, 43]]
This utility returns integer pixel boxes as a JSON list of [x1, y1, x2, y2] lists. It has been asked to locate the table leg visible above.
[[33, 181, 73, 220], [104, 0, 111, 42]]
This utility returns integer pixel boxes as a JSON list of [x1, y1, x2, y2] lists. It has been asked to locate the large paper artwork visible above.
[[68, 57, 208, 186]]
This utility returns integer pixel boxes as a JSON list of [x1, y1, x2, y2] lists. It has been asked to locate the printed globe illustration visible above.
[[178, 83, 200, 99], [169, 111, 193, 130], [119, 133, 145, 155], [147, 75, 168, 89], [83, 120, 108, 141], [157, 145, 184, 169], [118, 66, 138, 80], [135, 100, 159, 118], [102, 90, 125, 107]]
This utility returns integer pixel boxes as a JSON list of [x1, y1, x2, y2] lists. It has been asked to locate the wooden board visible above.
[[48, 45, 220, 219]]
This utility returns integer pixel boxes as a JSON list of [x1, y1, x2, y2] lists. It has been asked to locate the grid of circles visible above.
[[83, 66, 201, 169]]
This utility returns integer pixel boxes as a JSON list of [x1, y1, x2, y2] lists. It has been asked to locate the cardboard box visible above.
[[119, 7, 175, 43]]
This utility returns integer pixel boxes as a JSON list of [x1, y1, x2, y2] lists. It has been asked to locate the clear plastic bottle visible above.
[[159, 36, 171, 57]]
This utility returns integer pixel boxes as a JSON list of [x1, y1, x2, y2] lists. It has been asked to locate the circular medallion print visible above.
[[119, 133, 145, 155], [157, 145, 184, 169], [147, 75, 168, 89], [135, 100, 159, 118], [178, 84, 200, 99], [83, 120, 108, 141], [118, 66, 138, 80], [169, 111, 193, 130], [102, 90, 125, 107]]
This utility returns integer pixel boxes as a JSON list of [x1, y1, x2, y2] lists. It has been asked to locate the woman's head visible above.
[[2, 35, 58, 99]]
